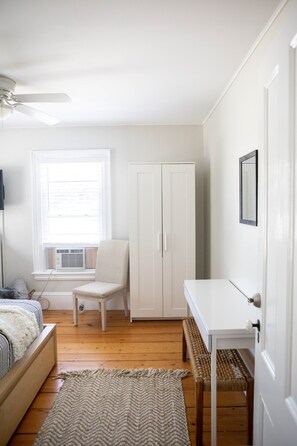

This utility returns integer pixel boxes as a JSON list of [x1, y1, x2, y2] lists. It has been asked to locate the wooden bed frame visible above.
[[0, 323, 57, 446]]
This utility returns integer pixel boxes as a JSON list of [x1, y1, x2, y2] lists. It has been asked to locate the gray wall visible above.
[[0, 124, 203, 308]]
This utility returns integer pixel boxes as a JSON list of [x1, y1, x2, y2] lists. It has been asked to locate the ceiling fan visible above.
[[0, 76, 71, 125]]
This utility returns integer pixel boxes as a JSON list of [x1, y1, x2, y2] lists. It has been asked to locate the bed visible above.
[[0, 299, 57, 446]]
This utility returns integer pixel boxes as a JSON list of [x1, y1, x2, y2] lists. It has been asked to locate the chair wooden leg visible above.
[[195, 380, 204, 446], [247, 378, 254, 445], [73, 294, 78, 326], [101, 299, 107, 331], [123, 288, 128, 317]]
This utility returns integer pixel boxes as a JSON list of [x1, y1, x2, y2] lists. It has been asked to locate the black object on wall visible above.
[[0, 170, 5, 210]]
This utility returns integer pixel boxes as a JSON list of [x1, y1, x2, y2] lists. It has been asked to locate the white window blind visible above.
[[32, 149, 111, 272]]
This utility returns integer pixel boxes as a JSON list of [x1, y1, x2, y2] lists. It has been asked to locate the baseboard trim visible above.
[[32, 291, 129, 311]]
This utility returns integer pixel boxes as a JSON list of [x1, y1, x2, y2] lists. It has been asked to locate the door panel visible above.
[[262, 65, 279, 380], [129, 165, 163, 318], [254, 6, 297, 444], [162, 164, 195, 317], [261, 398, 275, 445], [287, 29, 297, 427]]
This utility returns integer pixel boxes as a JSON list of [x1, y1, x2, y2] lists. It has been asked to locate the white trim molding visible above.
[[203, 0, 288, 124], [32, 291, 129, 311], [32, 270, 95, 281]]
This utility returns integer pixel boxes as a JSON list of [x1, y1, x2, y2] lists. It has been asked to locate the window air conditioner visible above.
[[55, 248, 85, 270]]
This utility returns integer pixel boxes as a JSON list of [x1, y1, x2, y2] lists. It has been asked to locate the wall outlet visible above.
[[78, 303, 85, 313]]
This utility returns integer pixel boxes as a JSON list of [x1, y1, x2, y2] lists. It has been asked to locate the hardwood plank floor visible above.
[[8, 310, 249, 446]]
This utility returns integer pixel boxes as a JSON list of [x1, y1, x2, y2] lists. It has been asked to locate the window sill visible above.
[[32, 270, 96, 281]]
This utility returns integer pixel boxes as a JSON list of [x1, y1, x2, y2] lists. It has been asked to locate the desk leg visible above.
[[211, 338, 217, 446]]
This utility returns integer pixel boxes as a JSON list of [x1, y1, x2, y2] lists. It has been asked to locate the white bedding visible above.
[[0, 305, 40, 361]]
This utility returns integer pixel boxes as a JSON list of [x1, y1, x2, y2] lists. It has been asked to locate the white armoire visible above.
[[129, 163, 195, 319]]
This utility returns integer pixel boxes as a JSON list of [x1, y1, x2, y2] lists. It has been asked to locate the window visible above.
[[32, 149, 111, 273]]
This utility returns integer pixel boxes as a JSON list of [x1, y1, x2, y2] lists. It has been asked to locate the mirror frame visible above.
[[239, 149, 258, 226]]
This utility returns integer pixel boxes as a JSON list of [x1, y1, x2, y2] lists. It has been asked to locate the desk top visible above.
[[184, 279, 259, 348]]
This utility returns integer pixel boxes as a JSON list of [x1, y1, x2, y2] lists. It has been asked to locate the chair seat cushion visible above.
[[73, 282, 124, 298]]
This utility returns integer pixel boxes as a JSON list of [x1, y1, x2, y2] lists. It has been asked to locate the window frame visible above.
[[32, 149, 111, 275]]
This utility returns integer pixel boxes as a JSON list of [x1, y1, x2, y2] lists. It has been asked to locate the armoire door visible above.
[[129, 164, 163, 318], [162, 164, 196, 317]]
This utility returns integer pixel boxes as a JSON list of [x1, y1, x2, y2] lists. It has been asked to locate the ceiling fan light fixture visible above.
[[0, 101, 14, 120], [0, 76, 70, 125]]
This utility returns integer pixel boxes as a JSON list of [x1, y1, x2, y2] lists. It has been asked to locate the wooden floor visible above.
[[8, 310, 249, 446]]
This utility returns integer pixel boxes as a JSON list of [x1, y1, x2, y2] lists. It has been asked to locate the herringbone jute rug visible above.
[[34, 368, 190, 446]]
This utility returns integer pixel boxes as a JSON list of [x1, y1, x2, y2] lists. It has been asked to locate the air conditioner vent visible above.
[[55, 248, 85, 270]]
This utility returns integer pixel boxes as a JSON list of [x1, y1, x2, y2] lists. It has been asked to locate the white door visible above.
[[162, 164, 196, 317], [254, 6, 297, 445], [129, 164, 163, 318]]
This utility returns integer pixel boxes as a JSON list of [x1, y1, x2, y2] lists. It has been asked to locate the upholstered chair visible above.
[[73, 239, 129, 331]]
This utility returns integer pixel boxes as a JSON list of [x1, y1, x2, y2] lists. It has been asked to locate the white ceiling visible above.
[[1, 0, 282, 128]]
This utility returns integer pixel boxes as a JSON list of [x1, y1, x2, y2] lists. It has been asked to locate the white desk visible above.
[[184, 279, 258, 446]]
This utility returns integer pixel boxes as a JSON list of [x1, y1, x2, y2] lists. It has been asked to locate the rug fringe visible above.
[[57, 368, 190, 380]]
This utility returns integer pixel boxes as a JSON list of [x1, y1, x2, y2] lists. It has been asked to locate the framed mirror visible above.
[[239, 150, 258, 226]]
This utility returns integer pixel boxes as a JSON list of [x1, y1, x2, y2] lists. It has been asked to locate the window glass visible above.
[[32, 149, 111, 272]]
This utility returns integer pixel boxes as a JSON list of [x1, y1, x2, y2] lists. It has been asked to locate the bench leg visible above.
[[73, 294, 78, 326], [247, 378, 254, 445], [195, 380, 204, 446], [182, 327, 187, 361]]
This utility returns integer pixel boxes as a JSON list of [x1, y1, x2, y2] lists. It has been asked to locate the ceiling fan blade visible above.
[[13, 93, 71, 103], [15, 103, 60, 125]]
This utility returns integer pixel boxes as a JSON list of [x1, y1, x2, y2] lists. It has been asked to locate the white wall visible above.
[[0, 125, 203, 308], [203, 1, 291, 297]]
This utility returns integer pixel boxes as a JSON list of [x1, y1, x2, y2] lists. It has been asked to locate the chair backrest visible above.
[[95, 239, 129, 286]]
